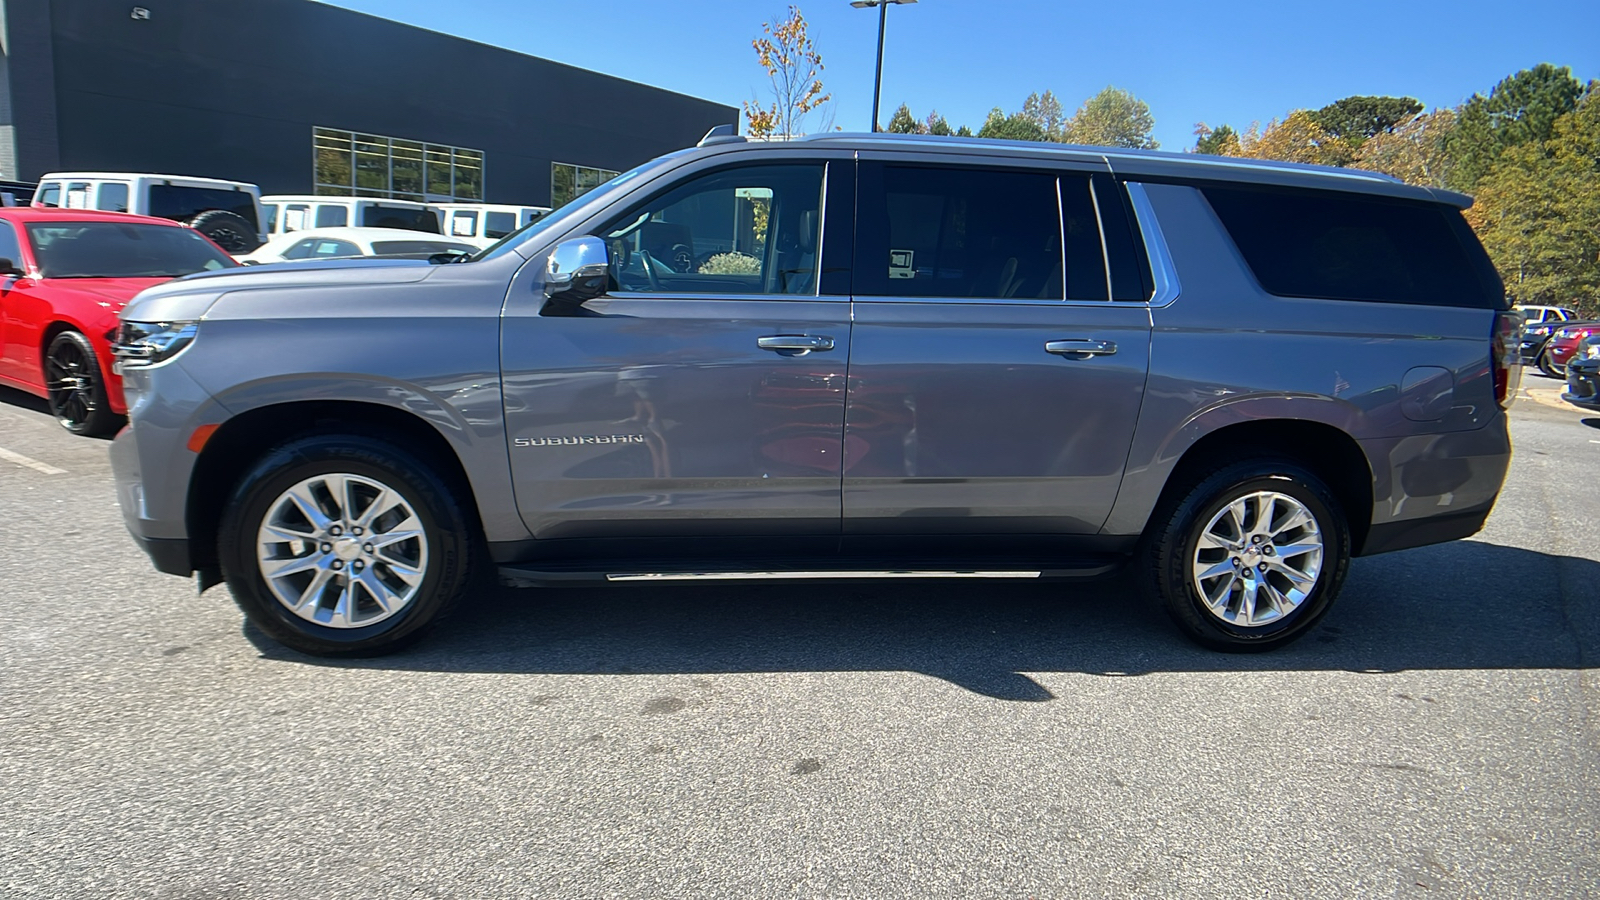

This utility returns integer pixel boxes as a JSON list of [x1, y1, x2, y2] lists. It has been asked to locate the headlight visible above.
[[111, 321, 199, 366]]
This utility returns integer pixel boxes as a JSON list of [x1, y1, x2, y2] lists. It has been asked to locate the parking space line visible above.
[[0, 446, 67, 475]]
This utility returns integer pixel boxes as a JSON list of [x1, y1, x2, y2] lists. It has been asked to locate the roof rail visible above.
[[698, 124, 745, 147]]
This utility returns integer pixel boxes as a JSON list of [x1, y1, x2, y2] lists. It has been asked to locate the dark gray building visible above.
[[0, 0, 737, 206]]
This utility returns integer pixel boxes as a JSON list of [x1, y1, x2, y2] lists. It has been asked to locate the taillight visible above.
[[1493, 310, 1522, 409]]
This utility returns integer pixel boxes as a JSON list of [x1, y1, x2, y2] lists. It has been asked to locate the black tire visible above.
[[1537, 349, 1564, 380], [1142, 459, 1350, 652], [188, 209, 261, 253], [217, 434, 476, 656], [44, 330, 121, 437]]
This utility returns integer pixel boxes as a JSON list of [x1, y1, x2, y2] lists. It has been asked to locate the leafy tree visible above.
[[742, 6, 834, 139], [1021, 90, 1066, 140], [1062, 86, 1158, 149], [1192, 123, 1240, 156], [886, 103, 923, 134], [1235, 111, 1351, 166], [1352, 108, 1457, 187], [925, 111, 953, 136], [1446, 63, 1584, 191], [978, 106, 1047, 142], [1468, 87, 1600, 314], [1309, 95, 1423, 147], [955, 124, 974, 137]]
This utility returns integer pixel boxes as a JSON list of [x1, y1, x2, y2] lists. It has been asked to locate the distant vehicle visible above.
[[260, 196, 443, 236], [32, 172, 265, 253], [1514, 304, 1577, 325], [0, 207, 236, 435], [1539, 321, 1599, 378], [437, 203, 550, 248], [1562, 336, 1600, 412], [0, 180, 36, 207], [235, 227, 477, 265]]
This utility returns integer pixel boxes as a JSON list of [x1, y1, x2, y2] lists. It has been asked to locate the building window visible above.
[[313, 127, 484, 201], [551, 162, 620, 208]]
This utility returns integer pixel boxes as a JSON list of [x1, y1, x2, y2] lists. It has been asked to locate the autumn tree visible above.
[[1352, 109, 1457, 187], [1309, 95, 1423, 147], [1469, 87, 1600, 314], [742, 6, 833, 139], [1192, 123, 1240, 156], [1235, 111, 1350, 166], [1446, 63, 1584, 191], [1062, 87, 1158, 149]]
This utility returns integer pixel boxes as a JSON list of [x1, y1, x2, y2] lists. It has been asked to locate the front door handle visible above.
[[1045, 339, 1117, 358], [758, 335, 835, 355]]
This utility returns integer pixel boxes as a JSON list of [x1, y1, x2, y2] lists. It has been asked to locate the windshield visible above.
[[470, 151, 692, 263], [27, 222, 238, 278]]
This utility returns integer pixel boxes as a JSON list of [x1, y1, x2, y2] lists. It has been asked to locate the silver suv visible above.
[[110, 133, 1521, 656]]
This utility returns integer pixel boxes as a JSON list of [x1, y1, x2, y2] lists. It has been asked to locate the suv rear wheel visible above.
[[217, 434, 476, 656], [1144, 459, 1350, 652]]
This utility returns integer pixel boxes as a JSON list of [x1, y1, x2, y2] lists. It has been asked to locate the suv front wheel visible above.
[[1144, 459, 1350, 652], [217, 434, 476, 656]]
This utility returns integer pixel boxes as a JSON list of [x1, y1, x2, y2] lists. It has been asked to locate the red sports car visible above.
[[0, 207, 236, 435]]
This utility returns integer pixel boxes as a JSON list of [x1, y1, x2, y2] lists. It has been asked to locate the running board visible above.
[[607, 570, 1042, 582], [497, 559, 1121, 588]]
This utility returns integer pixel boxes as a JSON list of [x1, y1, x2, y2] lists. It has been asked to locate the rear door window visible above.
[[362, 205, 439, 232], [856, 164, 1075, 300], [96, 183, 130, 212], [147, 185, 261, 231], [35, 183, 61, 208], [1202, 185, 1504, 308], [314, 205, 348, 227], [484, 211, 516, 238]]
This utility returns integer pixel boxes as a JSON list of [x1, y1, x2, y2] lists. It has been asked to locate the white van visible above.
[[33, 172, 267, 252], [436, 203, 549, 247], [261, 195, 444, 236]]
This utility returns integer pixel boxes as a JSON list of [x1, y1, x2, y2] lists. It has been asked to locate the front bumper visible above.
[[1564, 360, 1600, 411]]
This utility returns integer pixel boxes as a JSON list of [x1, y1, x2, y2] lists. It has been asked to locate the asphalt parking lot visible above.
[[1, 379, 1596, 899]]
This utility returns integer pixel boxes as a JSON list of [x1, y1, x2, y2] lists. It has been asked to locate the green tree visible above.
[[1193, 123, 1240, 156], [978, 106, 1047, 142], [885, 103, 923, 134], [1469, 86, 1600, 314], [1352, 108, 1457, 187], [742, 6, 834, 139], [925, 111, 953, 136], [1062, 86, 1158, 149], [955, 124, 974, 137], [1309, 95, 1423, 147], [1021, 90, 1066, 140], [1446, 63, 1584, 191]]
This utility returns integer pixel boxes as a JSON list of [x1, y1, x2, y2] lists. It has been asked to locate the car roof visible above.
[[0, 207, 188, 226], [39, 172, 257, 189], [709, 132, 1472, 208], [261, 195, 437, 207]]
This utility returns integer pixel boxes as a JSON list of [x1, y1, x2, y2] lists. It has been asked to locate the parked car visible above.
[[1536, 321, 1598, 378], [260, 196, 443, 236], [0, 180, 36, 207], [1519, 319, 1590, 374], [1514, 304, 1577, 325], [438, 203, 550, 248], [0, 207, 236, 435], [32, 172, 266, 253], [111, 131, 1518, 658], [1562, 336, 1600, 412], [235, 227, 478, 265]]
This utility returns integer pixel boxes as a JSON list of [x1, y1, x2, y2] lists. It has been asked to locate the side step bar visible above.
[[497, 560, 1122, 588]]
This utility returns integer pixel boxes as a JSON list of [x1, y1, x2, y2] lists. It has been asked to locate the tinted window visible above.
[[26, 222, 237, 278], [315, 205, 348, 227], [96, 183, 130, 212], [1060, 175, 1107, 301], [484, 211, 516, 238], [599, 163, 824, 295], [147, 186, 260, 231], [309, 239, 360, 258], [361, 205, 439, 232], [1092, 175, 1154, 301], [0, 221, 23, 268], [281, 239, 319, 260], [369, 240, 475, 256], [35, 183, 61, 208], [261, 203, 280, 232], [1203, 185, 1503, 308], [858, 165, 1064, 300]]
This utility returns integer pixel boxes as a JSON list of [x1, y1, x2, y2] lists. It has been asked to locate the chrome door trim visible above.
[[1123, 182, 1183, 309], [607, 570, 1043, 582]]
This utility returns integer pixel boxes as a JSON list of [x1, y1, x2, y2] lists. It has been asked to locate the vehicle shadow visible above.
[[245, 539, 1597, 701], [0, 383, 49, 415]]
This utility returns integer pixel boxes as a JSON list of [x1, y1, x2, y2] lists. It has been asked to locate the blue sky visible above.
[[323, 0, 1599, 150]]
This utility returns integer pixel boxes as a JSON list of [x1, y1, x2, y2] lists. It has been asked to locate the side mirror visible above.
[[544, 236, 609, 305], [0, 258, 25, 277]]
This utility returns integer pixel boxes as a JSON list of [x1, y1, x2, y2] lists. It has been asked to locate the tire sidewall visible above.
[[1164, 465, 1350, 650], [45, 331, 113, 436], [219, 437, 469, 655]]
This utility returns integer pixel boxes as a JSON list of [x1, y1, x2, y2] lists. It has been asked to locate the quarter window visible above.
[[96, 183, 130, 213], [314, 205, 348, 227], [597, 163, 825, 296], [484, 211, 517, 239], [0, 220, 23, 269], [35, 183, 61, 208]]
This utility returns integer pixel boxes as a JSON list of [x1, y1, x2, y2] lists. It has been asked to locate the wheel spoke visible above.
[[1196, 530, 1236, 553], [379, 556, 423, 584], [1202, 571, 1238, 607], [354, 486, 394, 529], [330, 578, 357, 627], [356, 568, 399, 612], [1194, 557, 1237, 582], [1268, 559, 1317, 589], [1274, 542, 1321, 561], [1270, 508, 1314, 540], [262, 522, 315, 543], [284, 484, 335, 533], [264, 554, 320, 579], [1238, 578, 1260, 624], [293, 568, 335, 613]]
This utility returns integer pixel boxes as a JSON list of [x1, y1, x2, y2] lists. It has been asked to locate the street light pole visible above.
[[850, 0, 916, 133]]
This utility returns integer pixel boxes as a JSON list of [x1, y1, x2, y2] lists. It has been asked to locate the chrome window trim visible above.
[[1085, 176, 1115, 302], [595, 291, 848, 305], [848, 295, 1146, 309], [1123, 182, 1181, 308]]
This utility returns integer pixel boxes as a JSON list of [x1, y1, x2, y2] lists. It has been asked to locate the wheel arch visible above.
[[186, 399, 492, 575]]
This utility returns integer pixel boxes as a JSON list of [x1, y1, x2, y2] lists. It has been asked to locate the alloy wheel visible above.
[[1190, 490, 1325, 627], [45, 338, 97, 430]]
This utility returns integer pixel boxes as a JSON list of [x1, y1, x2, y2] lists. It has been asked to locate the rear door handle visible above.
[[758, 335, 835, 355], [1045, 339, 1117, 357]]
